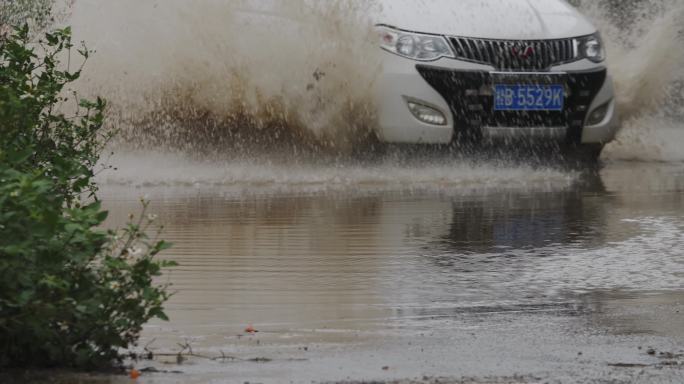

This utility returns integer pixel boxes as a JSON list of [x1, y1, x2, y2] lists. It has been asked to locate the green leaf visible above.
[[0, 23, 173, 370]]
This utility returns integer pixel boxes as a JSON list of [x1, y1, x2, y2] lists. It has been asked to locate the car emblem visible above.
[[511, 44, 535, 60]]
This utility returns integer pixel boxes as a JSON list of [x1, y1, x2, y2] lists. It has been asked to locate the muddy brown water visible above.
[[47, 156, 677, 384], [10, 156, 683, 384]]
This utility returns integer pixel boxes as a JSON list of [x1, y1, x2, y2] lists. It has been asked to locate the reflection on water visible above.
[[100, 161, 684, 350], [435, 172, 609, 253]]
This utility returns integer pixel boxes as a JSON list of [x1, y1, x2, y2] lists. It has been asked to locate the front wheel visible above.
[[562, 143, 605, 164]]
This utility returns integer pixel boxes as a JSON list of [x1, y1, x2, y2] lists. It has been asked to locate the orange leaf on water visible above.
[[130, 369, 141, 379]]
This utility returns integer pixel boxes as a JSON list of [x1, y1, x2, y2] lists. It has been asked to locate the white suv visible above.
[[373, 0, 618, 159]]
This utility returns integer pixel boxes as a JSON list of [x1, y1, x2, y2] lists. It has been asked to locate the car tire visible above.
[[563, 143, 604, 164]]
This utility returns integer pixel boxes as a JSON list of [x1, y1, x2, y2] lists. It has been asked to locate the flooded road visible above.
[[83, 157, 684, 383], [1, 1, 681, 383]]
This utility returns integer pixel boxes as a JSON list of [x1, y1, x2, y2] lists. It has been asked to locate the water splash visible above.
[[98, 150, 578, 194], [69, 0, 381, 154], [66, 0, 684, 162], [577, 0, 684, 161], [580, 0, 684, 118]]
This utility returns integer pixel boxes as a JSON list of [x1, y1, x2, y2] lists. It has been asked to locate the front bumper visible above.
[[374, 53, 619, 145]]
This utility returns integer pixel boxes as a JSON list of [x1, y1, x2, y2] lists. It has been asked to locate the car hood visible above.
[[375, 0, 597, 40]]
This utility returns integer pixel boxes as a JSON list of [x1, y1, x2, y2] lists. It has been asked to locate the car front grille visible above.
[[448, 37, 579, 71], [415, 66, 608, 143]]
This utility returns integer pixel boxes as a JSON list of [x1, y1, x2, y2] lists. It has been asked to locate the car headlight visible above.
[[377, 26, 454, 61], [578, 33, 606, 63]]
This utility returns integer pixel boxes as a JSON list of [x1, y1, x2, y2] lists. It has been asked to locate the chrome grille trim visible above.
[[448, 37, 580, 70]]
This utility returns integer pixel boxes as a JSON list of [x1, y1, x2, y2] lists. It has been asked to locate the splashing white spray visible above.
[[577, 0, 684, 161], [68, 0, 382, 152], [63, 0, 684, 163]]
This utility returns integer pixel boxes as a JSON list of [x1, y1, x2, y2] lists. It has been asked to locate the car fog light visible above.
[[587, 101, 610, 125], [407, 101, 447, 126]]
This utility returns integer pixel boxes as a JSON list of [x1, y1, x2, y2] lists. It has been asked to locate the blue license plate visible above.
[[494, 84, 564, 111]]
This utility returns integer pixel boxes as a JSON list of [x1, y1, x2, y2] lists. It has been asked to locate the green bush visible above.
[[0, 26, 175, 369]]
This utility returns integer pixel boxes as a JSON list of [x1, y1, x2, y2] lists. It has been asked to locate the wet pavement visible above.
[[3, 0, 681, 382], [74, 157, 684, 384], [17, 157, 684, 384]]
